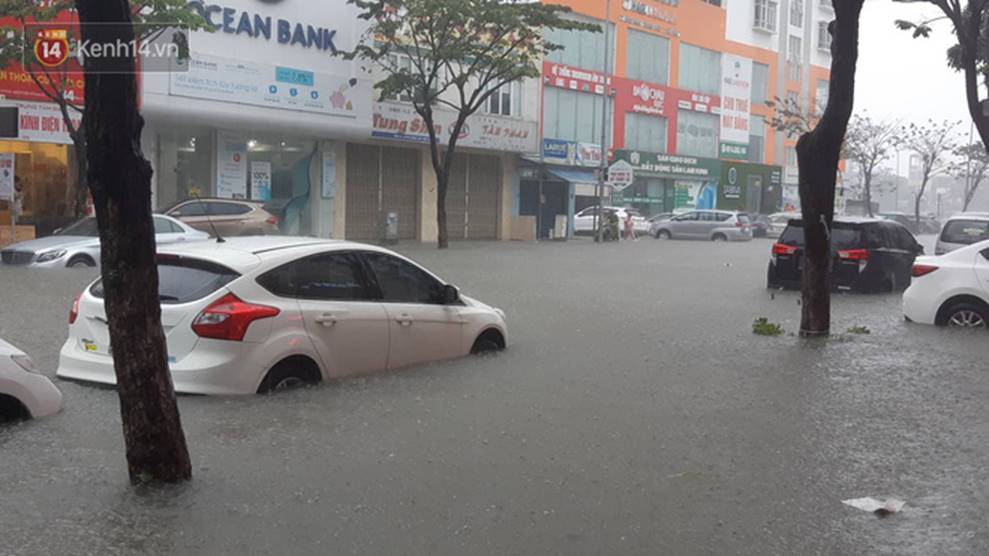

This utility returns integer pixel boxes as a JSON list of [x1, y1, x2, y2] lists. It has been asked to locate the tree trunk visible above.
[[796, 0, 863, 337], [863, 172, 873, 217], [436, 168, 449, 249], [76, 0, 192, 484], [70, 125, 89, 217]]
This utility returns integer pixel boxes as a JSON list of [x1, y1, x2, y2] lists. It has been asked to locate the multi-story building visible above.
[[519, 0, 832, 237]]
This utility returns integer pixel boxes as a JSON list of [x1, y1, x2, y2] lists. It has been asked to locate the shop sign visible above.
[[622, 0, 677, 23], [250, 161, 271, 201], [770, 168, 783, 185], [216, 131, 247, 199], [607, 160, 635, 191], [170, 52, 368, 120], [719, 142, 748, 160], [675, 92, 718, 115], [188, 1, 342, 54], [724, 165, 741, 199], [0, 153, 13, 200], [542, 138, 601, 166], [617, 80, 670, 117], [543, 61, 610, 96], [720, 54, 752, 146], [0, 100, 78, 144], [614, 149, 720, 179], [372, 102, 537, 153]]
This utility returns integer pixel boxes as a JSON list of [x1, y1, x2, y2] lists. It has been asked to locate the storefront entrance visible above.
[[446, 154, 501, 240], [520, 179, 569, 239]]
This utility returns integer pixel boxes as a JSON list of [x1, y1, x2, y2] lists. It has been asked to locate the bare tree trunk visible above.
[[76, 0, 192, 484], [863, 173, 873, 217], [70, 126, 89, 217], [436, 168, 449, 249], [914, 177, 928, 224], [797, 0, 864, 337]]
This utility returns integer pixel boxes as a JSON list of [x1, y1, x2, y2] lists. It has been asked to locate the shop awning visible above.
[[546, 168, 597, 186]]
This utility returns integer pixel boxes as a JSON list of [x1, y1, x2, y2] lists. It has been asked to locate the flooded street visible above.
[[2, 237, 988, 555]]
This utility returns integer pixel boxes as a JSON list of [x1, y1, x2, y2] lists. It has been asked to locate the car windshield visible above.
[[941, 219, 989, 244], [779, 222, 863, 250], [56, 217, 100, 237], [90, 257, 239, 304]]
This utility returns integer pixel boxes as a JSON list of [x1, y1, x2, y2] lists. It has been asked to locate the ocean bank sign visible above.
[[188, 1, 341, 53]]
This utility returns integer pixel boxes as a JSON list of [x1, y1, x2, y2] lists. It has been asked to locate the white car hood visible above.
[[4, 235, 97, 253]]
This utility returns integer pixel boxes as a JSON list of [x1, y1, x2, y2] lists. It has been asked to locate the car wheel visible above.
[[712, 233, 727, 242], [257, 357, 321, 394], [471, 330, 505, 355], [657, 230, 671, 240], [67, 256, 95, 268], [944, 303, 989, 329]]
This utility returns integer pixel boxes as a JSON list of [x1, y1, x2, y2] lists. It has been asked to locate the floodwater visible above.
[[1, 236, 987, 555]]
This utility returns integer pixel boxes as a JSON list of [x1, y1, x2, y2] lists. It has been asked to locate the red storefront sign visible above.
[[0, 13, 85, 104]]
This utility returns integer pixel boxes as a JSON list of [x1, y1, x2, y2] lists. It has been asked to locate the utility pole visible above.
[[595, 0, 611, 243]]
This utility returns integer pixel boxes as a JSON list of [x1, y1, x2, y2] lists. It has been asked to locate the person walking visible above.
[[623, 211, 637, 241]]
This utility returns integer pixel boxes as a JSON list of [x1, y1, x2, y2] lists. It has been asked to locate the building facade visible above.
[[520, 0, 830, 237]]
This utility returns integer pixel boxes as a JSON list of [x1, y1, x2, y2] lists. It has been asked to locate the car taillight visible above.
[[912, 264, 939, 277], [736, 220, 746, 228], [266, 215, 279, 226], [191, 293, 279, 341], [772, 243, 799, 256], [838, 249, 870, 261], [69, 293, 80, 324]]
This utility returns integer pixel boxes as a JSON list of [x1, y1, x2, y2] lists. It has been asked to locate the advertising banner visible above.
[[0, 153, 14, 200], [613, 149, 720, 180], [542, 61, 610, 95], [542, 139, 601, 167], [0, 101, 79, 144], [372, 103, 537, 153], [250, 161, 272, 201], [216, 132, 247, 199], [719, 54, 752, 154], [171, 52, 368, 120], [674, 180, 718, 209]]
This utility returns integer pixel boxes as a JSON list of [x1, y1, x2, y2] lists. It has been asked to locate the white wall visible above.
[[725, 0, 780, 52]]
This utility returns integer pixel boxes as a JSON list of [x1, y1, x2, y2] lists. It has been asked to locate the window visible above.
[[676, 110, 719, 158], [257, 252, 369, 301], [57, 217, 100, 237], [169, 202, 204, 217], [363, 252, 445, 304], [941, 220, 989, 244], [716, 212, 734, 222], [93, 258, 239, 305], [815, 79, 829, 113], [699, 212, 717, 222], [485, 82, 520, 117], [545, 19, 614, 73], [981, 248, 989, 262], [787, 36, 802, 81], [751, 62, 770, 104], [386, 53, 414, 102], [754, 0, 778, 32], [675, 212, 699, 221], [624, 113, 668, 153], [153, 217, 176, 234], [678, 44, 721, 95], [785, 146, 798, 168], [818, 21, 832, 50], [208, 202, 251, 216], [543, 87, 614, 145], [790, 0, 803, 27], [626, 30, 670, 85], [748, 119, 765, 163]]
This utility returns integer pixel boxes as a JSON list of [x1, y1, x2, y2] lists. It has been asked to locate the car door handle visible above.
[[396, 313, 413, 326], [314, 313, 338, 327]]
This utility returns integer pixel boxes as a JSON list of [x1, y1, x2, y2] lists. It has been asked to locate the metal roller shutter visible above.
[[345, 144, 420, 240], [444, 154, 468, 240], [466, 154, 500, 239]]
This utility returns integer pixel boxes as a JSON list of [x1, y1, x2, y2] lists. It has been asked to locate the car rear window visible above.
[[90, 258, 239, 304], [941, 219, 989, 244], [737, 213, 750, 224], [779, 222, 862, 249]]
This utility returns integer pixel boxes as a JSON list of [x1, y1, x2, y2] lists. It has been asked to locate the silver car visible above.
[[652, 210, 753, 241], [934, 213, 989, 255], [0, 215, 209, 269]]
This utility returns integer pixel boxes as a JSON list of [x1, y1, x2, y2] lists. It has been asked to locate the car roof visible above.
[[785, 216, 890, 226], [156, 236, 406, 274], [945, 212, 989, 221]]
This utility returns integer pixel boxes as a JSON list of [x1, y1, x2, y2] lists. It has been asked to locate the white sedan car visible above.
[[903, 238, 989, 328], [1, 338, 63, 420], [57, 237, 508, 395], [0, 215, 208, 268]]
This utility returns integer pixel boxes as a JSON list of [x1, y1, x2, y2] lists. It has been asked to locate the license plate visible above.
[[82, 339, 97, 352]]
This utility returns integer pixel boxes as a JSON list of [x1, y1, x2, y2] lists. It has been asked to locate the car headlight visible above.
[[11, 354, 38, 374], [36, 249, 67, 263]]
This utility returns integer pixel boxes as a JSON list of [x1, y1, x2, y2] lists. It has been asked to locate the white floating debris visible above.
[[842, 497, 906, 515]]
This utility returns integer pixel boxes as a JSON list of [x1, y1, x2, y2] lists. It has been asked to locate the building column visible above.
[[419, 147, 438, 242], [332, 142, 347, 239], [498, 154, 516, 240]]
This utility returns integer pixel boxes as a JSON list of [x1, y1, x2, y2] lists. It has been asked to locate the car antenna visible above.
[[192, 192, 225, 243]]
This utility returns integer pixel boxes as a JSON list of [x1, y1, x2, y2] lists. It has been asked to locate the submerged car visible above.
[[935, 213, 989, 255], [57, 237, 508, 395], [0, 215, 208, 268], [767, 217, 923, 293], [903, 238, 989, 328], [164, 198, 280, 237], [652, 210, 752, 241], [0, 338, 62, 420]]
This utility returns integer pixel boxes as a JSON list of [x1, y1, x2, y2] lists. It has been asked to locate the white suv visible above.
[[935, 213, 989, 255]]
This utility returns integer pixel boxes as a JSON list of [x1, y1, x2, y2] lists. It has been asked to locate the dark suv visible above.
[[767, 217, 924, 293]]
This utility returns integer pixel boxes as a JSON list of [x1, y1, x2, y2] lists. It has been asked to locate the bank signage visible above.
[[372, 103, 537, 153], [613, 149, 720, 180], [188, 1, 341, 53]]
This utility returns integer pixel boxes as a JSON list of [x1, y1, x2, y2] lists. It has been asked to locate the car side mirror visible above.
[[442, 284, 460, 304]]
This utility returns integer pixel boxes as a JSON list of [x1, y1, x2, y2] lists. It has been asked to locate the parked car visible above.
[[0, 215, 208, 268], [935, 213, 989, 255], [56, 237, 508, 395], [164, 198, 280, 237], [646, 212, 674, 237], [574, 206, 647, 234], [878, 211, 934, 234], [651, 210, 752, 241], [903, 238, 989, 328], [0, 338, 62, 420], [767, 217, 923, 293], [766, 212, 796, 238]]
